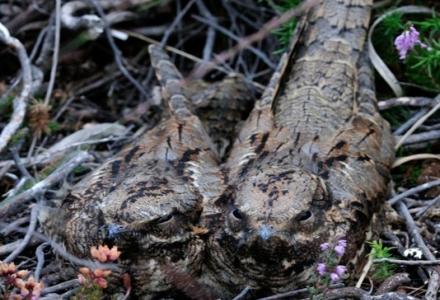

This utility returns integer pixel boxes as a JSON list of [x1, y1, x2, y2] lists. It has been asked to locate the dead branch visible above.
[[378, 97, 435, 110], [232, 286, 251, 300], [388, 179, 440, 206], [397, 201, 439, 300], [3, 203, 39, 263], [396, 99, 440, 149], [88, 0, 149, 99], [0, 151, 94, 218], [394, 109, 429, 135], [376, 273, 411, 295], [397, 130, 440, 146], [189, 0, 318, 79], [374, 258, 440, 266], [43, 0, 61, 106], [42, 279, 80, 295], [0, 22, 33, 153]]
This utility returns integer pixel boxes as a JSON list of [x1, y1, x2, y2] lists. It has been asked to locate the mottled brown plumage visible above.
[[45, 0, 395, 297], [204, 0, 394, 296], [45, 45, 232, 297]]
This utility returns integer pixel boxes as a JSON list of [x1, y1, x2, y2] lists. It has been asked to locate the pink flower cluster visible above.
[[0, 262, 44, 300], [316, 240, 348, 283], [394, 26, 427, 60], [77, 245, 121, 289]]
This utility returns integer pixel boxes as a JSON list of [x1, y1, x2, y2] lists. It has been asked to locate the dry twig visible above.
[[3, 203, 39, 263], [389, 180, 440, 206], [189, 0, 318, 79], [0, 151, 94, 218], [0, 22, 33, 153], [378, 97, 435, 110], [376, 273, 411, 295], [396, 99, 440, 149]]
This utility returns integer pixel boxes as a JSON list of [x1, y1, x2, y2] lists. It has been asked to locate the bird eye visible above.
[[296, 210, 312, 222], [157, 214, 173, 224], [232, 209, 243, 220]]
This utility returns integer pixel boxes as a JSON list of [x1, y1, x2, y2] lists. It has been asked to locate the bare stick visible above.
[[123, 30, 265, 90], [189, 0, 318, 79], [356, 255, 373, 288], [0, 22, 33, 153], [0, 223, 121, 272], [378, 97, 435, 110], [35, 242, 49, 280], [394, 108, 428, 135], [374, 258, 440, 266], [392, 154, 440, 168], [256, 287, 309, 300], [397, 130, 440, 146], [396, 99, 440, 149], [388, 179, 440, 205], [43, 0, 61, 106], [0, 151, 94, 218], [323, 287, 419, 300], [42, 279, 80, 295], [4, 204, 39, 263], [1, 216, 29, 235], [193, 15, 276, 69], [232, 286, 251, 300], [0, 238, 39, 255], [376, 273, 411, 295], [160, 0, 196, 47], [257, 284, 344, 300], [397, 201, 439, 300], [415, 195, 440, 218], [196, 0, 217, 62], [87, 0, 149, 99]]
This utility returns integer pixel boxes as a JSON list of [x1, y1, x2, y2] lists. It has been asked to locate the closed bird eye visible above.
[[156, 214, 174, 224], [296, 210, 312, 222]]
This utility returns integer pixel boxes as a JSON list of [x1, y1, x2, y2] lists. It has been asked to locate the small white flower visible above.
[[403, 247, 423, 259]]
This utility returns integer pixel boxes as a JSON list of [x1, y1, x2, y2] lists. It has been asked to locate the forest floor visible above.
[[0, 0, 439, 299]]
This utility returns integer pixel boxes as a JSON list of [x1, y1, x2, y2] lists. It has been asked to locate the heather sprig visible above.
[[315, 239, 348, 284], [394, 26, 427, 60], [309, 239, 349, 298], [393, 19, 440, 91]]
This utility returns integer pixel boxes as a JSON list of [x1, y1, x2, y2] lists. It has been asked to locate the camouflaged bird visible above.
[[43, 45, 250, 297], [203, 0, 395, 296], [44, 0, 396, 298]]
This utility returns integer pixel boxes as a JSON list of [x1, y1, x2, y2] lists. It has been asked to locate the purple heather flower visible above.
[[316, 263, 327, 276], [330, 272, 340, 283], [334, 239, 347, 256], [337, 239, 347, 248], [394, 26, 427, 60], [335, 265, 347, 277], [320, 242, 330, 251]]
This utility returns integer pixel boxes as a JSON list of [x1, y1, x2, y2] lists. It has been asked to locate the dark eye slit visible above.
[[296, 211, 312, 222], [156, 214, 173, 224]]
